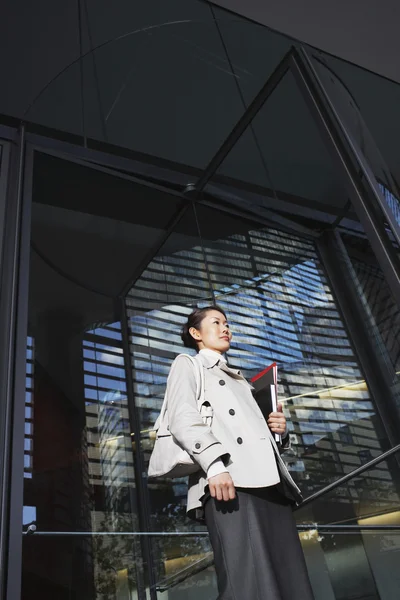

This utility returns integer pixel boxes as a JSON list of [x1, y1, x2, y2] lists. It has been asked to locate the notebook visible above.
[[251, 362, 281, 445]]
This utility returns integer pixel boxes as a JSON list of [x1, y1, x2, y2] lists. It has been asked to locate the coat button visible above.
[[195, 443, 201, 449], [237, 437, 243, 444], [219, 380, 226, 386], [229, 409, 235, 416]]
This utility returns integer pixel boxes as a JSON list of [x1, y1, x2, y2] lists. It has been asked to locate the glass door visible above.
[[18, 146, 186, 600]]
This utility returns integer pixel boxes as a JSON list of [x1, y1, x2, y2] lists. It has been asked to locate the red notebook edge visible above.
[[250, 362, 277, 383]]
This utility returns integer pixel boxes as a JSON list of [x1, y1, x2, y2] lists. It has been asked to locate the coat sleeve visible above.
[[279, 431, 291, 453], [166, 355, 230, 473]]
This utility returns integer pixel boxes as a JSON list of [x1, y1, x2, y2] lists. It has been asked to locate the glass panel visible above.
[[22, 532, 218, 599], [296, 450, 400, 526], [154, 536, 217, 599], [313, 51, 400, 225], [153, 527, 400, 600], [310, 51, 400, 242], [198, 67, 390, 502], [194, 204, 389, 499], [210, 8, 292, 106], [340, 228, 400, 374], [318, 222, 400, 443], [22, 150, 183, 599], [24, 1, 280, 170], [301, 528, 400, 600], [126, 194, 390, 591], [126, 204, 215, 589], [297, 451, 400, 599], [22, 527, 400, 600], [207, 69, 352, 230], [22, 534, 140, 599]]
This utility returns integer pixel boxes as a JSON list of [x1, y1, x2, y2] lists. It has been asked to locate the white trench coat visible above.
[[166, 352, 301, 518]]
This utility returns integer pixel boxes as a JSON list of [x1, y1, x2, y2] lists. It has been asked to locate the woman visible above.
[[166, 305, 314, 600]]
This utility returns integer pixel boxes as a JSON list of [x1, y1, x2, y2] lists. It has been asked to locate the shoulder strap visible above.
[[186, 354, 205, 408], [153, 354, 204, 430]]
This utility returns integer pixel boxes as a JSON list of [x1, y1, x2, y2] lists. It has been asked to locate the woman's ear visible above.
[[189, 326, 201, 342]]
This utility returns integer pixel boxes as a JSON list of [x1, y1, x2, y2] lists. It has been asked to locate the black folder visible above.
[[251, 362, 281, 445]]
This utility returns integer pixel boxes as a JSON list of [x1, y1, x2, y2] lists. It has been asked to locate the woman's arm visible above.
[[167, 355, 230, 474]]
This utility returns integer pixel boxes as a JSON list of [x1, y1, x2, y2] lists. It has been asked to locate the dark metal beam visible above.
[[193, 48, 293, 192], [118, 201, 189, 298], [120, 302, 156, 600], [317, 230, 400, 448], [27, 142, 185, 200], [0, 125, 30, 600], [290, 46, 400, 309]]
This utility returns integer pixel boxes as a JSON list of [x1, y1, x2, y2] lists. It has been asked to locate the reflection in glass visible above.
[[195, 221, 383, 500], [84, 323, 137, 533], [340, 229, 400, 374], [296, 450, 400, 527], [126, 204, 215, 591], [21, 151, 182, 599], [297, 450, 400, 599], [310, 51, 400, 244], [210, 70, 348, 229], [126, 198, 388, 592], [23, 534, 139, 599], [301, 528, 400, 600], [24, 3, 263, 170]]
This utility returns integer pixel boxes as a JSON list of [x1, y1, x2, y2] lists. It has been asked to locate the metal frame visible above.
[[9, 139, 186, 600], [192, 45, 400, 312], [0, 141, 11, 271], [290, 47, 400, 308], [303, 50, 400, 247], [317, 230, 400, 448], [0, 139, 13, 599], [23, 125, 346, 237], [2, 40, 400, 600], [0, 137, 195, 600], [25, 131, 309, 240], [120, 304, 157, 600], [193, 48, 292, 193], [24, 129, 200, 186], [0, 125, 29, 600]]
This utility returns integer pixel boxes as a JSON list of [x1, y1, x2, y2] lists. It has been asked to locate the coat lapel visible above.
[[219, 362, 254, 389]]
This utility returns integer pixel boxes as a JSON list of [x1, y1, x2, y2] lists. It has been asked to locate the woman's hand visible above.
[[267, 402, 287, 436], [208, 472, 236, 501]]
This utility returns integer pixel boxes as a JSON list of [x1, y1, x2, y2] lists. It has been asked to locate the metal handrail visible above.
[[22, 527, 208, 536], [23, 524, 400, 537], [297, 525, 400, 531], [295, 442, 400, 509], [22, 443, 400, 593], [23, 442, 400, 534]]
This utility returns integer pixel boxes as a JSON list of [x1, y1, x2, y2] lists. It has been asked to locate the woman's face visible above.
[[190, 309, 232, 354]]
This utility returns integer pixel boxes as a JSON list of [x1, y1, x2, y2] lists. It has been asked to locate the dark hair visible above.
[[181, 305, 227, 351]]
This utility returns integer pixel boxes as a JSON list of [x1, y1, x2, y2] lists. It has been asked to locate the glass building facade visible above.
[[1, 2, 400, 599]]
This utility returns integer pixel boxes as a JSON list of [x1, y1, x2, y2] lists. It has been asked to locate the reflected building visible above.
[[127, 226, 399, 527]]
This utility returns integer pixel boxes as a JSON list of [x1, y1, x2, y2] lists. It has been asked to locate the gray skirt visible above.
[[204, 485, 314, 600]]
